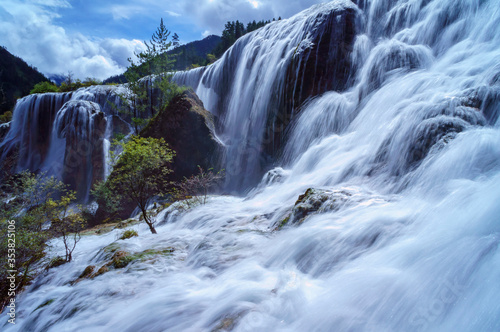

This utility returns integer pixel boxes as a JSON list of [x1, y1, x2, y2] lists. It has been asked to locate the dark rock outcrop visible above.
[[111, 115, 130, 137], [140, 89, 222, 181], [263, 4, 359, 169]]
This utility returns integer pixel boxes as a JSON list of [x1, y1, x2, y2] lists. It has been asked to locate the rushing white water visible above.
[[3, 0, 500, 331]]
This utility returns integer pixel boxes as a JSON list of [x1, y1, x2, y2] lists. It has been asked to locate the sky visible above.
[[0, 0, 323, 81]]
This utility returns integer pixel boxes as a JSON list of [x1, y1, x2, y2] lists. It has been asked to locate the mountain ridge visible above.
[[0, 46, 49, 115]]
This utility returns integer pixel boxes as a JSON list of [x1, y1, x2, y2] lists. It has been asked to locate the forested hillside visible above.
[[0, 46, 49, 116]]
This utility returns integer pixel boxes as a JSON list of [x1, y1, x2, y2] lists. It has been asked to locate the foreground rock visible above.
[[275, 187, 385, 230]]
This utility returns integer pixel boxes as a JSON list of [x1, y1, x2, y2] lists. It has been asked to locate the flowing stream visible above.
[[3, 0, 500, 331]]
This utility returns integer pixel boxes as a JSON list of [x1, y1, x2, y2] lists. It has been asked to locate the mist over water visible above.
[[3, 0, 500, 331]]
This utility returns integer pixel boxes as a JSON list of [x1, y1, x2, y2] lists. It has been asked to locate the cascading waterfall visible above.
[[174, 1, 359, 191], [0, 85, 131, 200], [0, 92, 72, 172], [3, 0, 500, 331]]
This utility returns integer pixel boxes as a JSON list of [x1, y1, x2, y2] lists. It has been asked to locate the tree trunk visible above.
[[141, 208, 157, 234]]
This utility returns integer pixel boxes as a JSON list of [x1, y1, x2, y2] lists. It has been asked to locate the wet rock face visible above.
[[173, 2, 360, 191], [56, 100, 107, 199], [284, 6, 358, 108], [269, 5, 359, 155], [369, 94, 487, 178], [111, 115, 130, 137]]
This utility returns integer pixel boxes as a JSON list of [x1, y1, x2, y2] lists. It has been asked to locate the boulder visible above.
[[140, 89, 222, 180], [274, 187, 382, 230]]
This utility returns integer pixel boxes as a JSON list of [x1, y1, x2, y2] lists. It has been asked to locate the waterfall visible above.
[[3, 0, 500, 331], [0, 85, 131, 200], [174, 1, 360, 191]]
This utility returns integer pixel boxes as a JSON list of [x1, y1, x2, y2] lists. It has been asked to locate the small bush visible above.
[[0, 111, 12, 123], [119, 229, 138, 240], [176, 166, 224, 205], [30, 81, 59, 94]]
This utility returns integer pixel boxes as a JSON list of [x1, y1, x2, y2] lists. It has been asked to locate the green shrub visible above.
[[0, 111, 12, 123], [30, 81, 59, 94]]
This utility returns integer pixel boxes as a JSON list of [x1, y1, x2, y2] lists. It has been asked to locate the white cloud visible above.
[[180, 0, 323, 37], [0, 0, 146, 80], [166, 10, 181, 17], [99, 39, 146, 68], [0, 0, 324, 80], [31, 0, 71, 8], [110, 5, 146, 21]]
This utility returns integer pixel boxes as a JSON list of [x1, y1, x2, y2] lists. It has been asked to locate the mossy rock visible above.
[[46, 256, 67, 270], [92, 243, 176, 275], [211, 313, 244, 332], [212, 317, 236, 332], [92, 265, 109, 278], [138, 247, 175, 259], [80, 218, 141, 236], [273, 187, 360, 230], [110, 251, 134, 269], [71, 265, 97, 284], [119, 229, 138, 240], [79, 265, 96, 279], [114, 247, 175, 267]]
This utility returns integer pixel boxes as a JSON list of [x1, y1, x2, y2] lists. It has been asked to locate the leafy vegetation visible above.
[[95, 136, 175, 234], [0, 111, 12, 124], [48, 192, 86, 262], [30, 81, 59, 94], [29, 74, 103, 95], [0, 172, 86, 310]]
